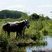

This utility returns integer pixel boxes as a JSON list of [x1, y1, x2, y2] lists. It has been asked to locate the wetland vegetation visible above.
[[0, 10, 52, 52]]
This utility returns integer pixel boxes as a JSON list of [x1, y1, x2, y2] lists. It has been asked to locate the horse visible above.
[[2, 19, 30, 38]]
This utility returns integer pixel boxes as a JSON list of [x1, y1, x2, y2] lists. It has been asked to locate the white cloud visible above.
[[37, 5, 52, 7]]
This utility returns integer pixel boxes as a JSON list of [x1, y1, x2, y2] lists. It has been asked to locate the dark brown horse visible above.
[[2, 20, 30, 38]]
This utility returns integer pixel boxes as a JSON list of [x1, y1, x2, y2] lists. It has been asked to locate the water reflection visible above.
[[0, 36, 52, 52], [44, 36, 52, 49], [26, 36, 52, 52], [12, 36, 52, 52]]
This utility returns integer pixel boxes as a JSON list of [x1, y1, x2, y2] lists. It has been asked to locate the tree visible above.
[[30, 13, 39, 20], [0, 10, 24, 18]]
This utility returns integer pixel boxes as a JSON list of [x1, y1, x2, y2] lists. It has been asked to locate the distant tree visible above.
[[45, 16, 50, 20], [30, 13, 39, 20], [0, 10, 50, 20], [0, 10, 25, 19], [39, 14, 45, 20], [21, 13, 29, 19], [39, 14, 50, 20]]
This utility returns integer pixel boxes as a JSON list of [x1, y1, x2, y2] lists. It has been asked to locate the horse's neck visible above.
[[19, 22, 25, 28]]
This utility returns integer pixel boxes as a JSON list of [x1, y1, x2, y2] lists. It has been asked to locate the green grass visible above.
[[0, 18, 52, 52]]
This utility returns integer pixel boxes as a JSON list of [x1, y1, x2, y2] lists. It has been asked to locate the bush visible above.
[[0, 35, 8, 52], [31, 31, 43, 41], [42, 29, 48, 36]]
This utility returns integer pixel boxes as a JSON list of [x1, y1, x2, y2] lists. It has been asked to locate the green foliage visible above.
[[42, 29, 48, 36], [0, 36, 8, 47], [31, 31, 42, 41], [0, 10, 51, 52], [0, 10, 27, 19], [0, 34, 8, 52], [38, 14, 45, 21], [30, 13, 39, 20], [34, 20, 43, 31], [0, 10, 50, 21]]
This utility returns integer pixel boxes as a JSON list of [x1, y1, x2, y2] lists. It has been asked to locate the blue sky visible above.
[[0, 0, 52, 18]]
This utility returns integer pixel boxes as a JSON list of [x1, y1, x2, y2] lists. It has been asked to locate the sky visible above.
[[0, 0, 52, 18]]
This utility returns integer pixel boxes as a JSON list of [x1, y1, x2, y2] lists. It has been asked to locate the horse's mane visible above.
[[7, 19, 27, 24]]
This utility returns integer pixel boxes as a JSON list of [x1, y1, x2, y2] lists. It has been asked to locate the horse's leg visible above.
[[19, 31, 23, 37], [23, 29, 25, 35], [22, 27, 26, 36], [7, 31, 10, 37], [16, 32, 18, 38]]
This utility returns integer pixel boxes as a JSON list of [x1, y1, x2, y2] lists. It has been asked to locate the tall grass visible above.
[[0, 18, 52, 52]]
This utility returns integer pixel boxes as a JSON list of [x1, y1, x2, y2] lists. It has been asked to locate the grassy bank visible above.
[[0, 18, 52, 52]]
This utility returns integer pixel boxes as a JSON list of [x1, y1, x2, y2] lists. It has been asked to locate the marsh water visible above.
[[17, 36, 52, 52]]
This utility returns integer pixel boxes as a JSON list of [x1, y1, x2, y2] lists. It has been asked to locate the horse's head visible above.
[[24, 19, 30, 28]]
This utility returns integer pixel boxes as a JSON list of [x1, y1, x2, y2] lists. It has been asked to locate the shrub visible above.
[[42, 29, 48, 36], [0, 35, 8, 52]]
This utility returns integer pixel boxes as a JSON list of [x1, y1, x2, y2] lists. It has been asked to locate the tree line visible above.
[[0, 10, 50, 20]]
